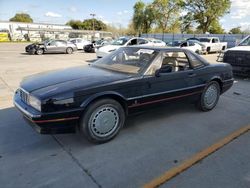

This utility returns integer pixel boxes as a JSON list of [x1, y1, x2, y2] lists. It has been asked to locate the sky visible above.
[[0, 0, 250, 31]]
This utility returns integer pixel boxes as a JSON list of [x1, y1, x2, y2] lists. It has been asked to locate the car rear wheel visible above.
[[66, 47, 73, 54], [196, 81, 220, 111], [36, 49, 44, 55], [80, 99, 125, 143]]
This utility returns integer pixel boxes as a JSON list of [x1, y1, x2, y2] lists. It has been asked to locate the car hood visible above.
[[225, 46, 250, 52], [20, 65, 132, 98], [98, 45, 122, 52]]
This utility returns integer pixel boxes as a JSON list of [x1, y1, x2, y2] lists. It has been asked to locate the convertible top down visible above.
[[14, 46, 234, 143]]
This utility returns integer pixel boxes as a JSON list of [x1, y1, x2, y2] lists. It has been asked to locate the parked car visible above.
[[96, 37, 165, 58], [166, 40, 184, 47], [25, 40, 77, 55], [14, 46, 233, 143], [199, 37, 227, 54], [69, 38, 91, 50], [223, 35, 250, 77], [147, 38, 166, 46], [179, 40, 206, 54], [84, 39, 111, 53], [167, 40, 206, 54]]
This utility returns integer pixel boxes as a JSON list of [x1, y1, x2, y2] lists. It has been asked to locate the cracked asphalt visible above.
[[0, 43, 250, 188]]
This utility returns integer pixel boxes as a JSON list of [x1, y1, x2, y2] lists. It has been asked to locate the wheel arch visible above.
[[209, 76, 223, 93], [80, 92, 128, 115]]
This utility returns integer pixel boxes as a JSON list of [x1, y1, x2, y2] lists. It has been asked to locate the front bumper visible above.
[[96, 50, 109, 58], [14, 94, 83, 134]]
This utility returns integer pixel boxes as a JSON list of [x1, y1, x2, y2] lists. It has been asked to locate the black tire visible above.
[[36, 49, 44, 55], [196, 81, 220, 111], [206, 47, 210, 55], [80, 99, 125, 143], [66, 47, 73, 54]]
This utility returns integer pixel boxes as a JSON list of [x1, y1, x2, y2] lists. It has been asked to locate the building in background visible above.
[[0, 21, 112, 42]]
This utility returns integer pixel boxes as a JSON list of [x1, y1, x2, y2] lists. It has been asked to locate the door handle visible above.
[[188, 73, 196, 77]]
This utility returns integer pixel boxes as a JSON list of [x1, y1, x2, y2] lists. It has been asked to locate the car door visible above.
[[139, 50, 200, 105], [46, 41, 58, 52], [56, 41, 67, 52]]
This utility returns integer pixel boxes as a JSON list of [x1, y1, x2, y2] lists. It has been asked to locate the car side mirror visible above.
[[47, 43, 50, 46], [155, 65, 172, 77]]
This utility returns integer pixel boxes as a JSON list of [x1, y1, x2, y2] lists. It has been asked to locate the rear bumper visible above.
[[14, 95, 83, 134], [222, 78, 234, 94]]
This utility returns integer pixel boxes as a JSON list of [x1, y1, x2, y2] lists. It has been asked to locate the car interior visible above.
[[161, 52, 190, 72]]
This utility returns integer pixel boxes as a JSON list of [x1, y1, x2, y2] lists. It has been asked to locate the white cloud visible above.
[[230, 0, 250, 19], [117, 11, 123, 15], [240, 22, 250, 30], [117, 10, 130, 16], [69, 6, 77, 13], [45, 11, 62, 18]]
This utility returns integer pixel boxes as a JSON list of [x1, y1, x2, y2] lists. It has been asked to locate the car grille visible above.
[[224, 50, 250, 67], [19, 88, 29, 104]]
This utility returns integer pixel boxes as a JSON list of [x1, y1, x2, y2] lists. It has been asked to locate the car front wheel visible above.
[[36, 49, 44, 55], [80, 99, 125, 143], [197, 81, 220, 111], [66, 47, 73, 54]]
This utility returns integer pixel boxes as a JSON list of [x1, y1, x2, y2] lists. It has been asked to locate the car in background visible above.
[[199, 37, 227, 54], [96, 37, 165, 58], [14, 46, 233, 143], [179, 40, 206, 54], [25, 40, 77, 55], [69, 38, 91, 50], [166, 40, 184, 47], [223, 35, 250, 77], [84, 39, 111, 53], [167, 40, 206, 54], [147, 38, 166, 46]]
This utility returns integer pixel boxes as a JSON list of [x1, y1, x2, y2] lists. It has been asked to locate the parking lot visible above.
[[1, 43, 250, 188]]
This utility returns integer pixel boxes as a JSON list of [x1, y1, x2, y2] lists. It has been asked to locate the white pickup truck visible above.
[[199, 37, 227, 54]]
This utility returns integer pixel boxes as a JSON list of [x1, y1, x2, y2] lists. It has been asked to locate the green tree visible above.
[[82, 19, 107, 31], [66, 19, 107, 30], [9, 13, 33, 23], [132, 1, 146, 35], [151, 0, 183, 33], [66, 20, 84, 29], [229, 27, 242, 34], [208, 20, 225, 34], [184, 0, 231, 33]]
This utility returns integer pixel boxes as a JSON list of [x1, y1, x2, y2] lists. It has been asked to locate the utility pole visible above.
[[90, 13, 96, 41]]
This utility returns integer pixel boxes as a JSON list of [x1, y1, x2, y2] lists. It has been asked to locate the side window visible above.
[[189, 41, 195, 46], [77, 39, 82, 43], [162, 52, 190, 72], [181, 42, 188, 47], [49, 41, 56, 46], [138, 39, 148, 45], [56, 41, 66, 46], [128, 39, 137, 46], [188, 53, 204, 68], [212, 38, 218, 43]]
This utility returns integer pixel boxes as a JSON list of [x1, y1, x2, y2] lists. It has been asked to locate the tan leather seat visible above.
[[162, 57, 179, 72]]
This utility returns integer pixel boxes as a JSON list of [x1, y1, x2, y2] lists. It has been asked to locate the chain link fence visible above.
[[141, 33, 249, 48]]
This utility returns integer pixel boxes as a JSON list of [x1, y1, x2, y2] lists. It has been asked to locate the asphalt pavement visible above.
[[0, 43, 250, 188]]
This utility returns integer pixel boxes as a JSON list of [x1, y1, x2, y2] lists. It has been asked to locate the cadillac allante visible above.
[[14, 47, 234, 143]]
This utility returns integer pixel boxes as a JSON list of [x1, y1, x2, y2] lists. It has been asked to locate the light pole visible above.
[[90, 13, 96, 41]]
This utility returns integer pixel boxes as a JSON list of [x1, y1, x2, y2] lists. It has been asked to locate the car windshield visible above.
[[92, 47, 159, 74], [168, 41, 183, 47], [112, 38, 129, 45], [238, 36, 250, 46], [199, 38, 210, 42], [96, 40, 103, 45]]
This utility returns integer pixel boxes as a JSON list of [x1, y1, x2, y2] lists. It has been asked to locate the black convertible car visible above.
[[14, 47, 233, 143]]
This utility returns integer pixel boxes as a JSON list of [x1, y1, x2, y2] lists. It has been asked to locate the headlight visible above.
[[29, 95, 41, 111], [108, 49, 115, 52]]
